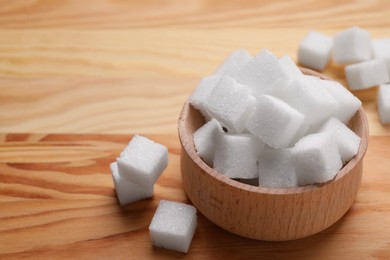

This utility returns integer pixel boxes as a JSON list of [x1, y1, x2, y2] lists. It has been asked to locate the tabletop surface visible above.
[[1, 0, 390, 259]]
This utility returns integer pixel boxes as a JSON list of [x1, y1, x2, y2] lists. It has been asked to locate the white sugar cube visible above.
[[279, 55, 304, 80], [320, 79, 362, 123], [372, 38, 390, 59], [345, 59, 389, 90], [259, 149, 298, 188], [377, 83, 390, 124], [204, 75, 256, 133], [214, 133, 264, 179], [214, 49, 252, 78], [149, 200, 197, 253], [246, 95, 305, 149], [117, 135, 168, 188], [236, 49, 292, 98], [318, 117, 361, 164], [292, 132, 342, 185], [372, 38, 390, 76], [189, 75, 222, 120], [333, 26, 372, 64], [110, 162, 153, 206], [193, 119, 222, 166], [298, 31, 333, 71], [282, 76, 338, 125]]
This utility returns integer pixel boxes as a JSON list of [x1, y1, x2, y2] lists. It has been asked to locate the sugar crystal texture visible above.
[[117, 135, 168, 188], [236, 49, 292, 98], [110, 162, 153, 206], [245, 95, 305, 149], [318, 117, 361, 164], [333, 26, 372, 64], [149, 200, 197, 253], [193, 118, 222, 166], [259, 149, 298, 188], [204, 75, 256, 133], [189, 75, 222, 120], [372, 38, 390, 76], [279, 55, 304, 80], [377, 83, 390, 124], [214, 49, 252, 78], [298, 31, 333, 71], [372, 38, 390, 59], [345, 59, 389, 90], [281, 76, 338, 125], [320, 79, 362, 123], [292, 132, 342, 186], [213, 133, 264, 179]]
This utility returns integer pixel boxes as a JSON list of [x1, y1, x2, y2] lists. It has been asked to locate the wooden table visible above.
[[1, 1, 390, 258]]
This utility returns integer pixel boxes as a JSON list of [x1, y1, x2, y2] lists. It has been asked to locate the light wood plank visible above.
[[0, 0, 389, 29]]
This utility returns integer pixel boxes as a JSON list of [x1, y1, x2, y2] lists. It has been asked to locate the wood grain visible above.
[[0, 0, 389, 29], [1, 28, 390, 135], [0, 133, 389, 259]]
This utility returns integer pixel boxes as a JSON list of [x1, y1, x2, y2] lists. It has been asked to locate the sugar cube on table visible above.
[[236, 49, 292, 98], [258, 149, 298, 188], [292, 132, 342, 186], [189, 75, 222, 120], [279, 55, 304, 80], [318, 117, 361, 164], [320, 79, 362, 124], [204, 75, 256, 133], [377, 83, 390, 124], [117, 135, 168, 188], [246, 95, 305, 149], [149, 200, 197, 253], [110, 162, 154, 206], [297, 31, 333, 71], [193, 118, 222, 166], [345, 59, 390, 90], [214, 49, 252, 78], [213, 133, 264, 179], [333, 26, 372, 64], [282, 76, 338, 125]]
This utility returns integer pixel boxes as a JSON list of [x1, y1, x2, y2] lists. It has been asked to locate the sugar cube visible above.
[[372, 38, 390, 59], [117, 135, 168, 188], [236, 49, 292, 98], [292, 132, 342, 186], [320, 79, 362, 123], [149, 200, 197, 253], [279, 55, 304, 80], [189, 75, 222, 120], [345, 59, 389, 90], [318, 117, 361, 164], [214, 133, 264, 179], [377, 83, 390, 124], [214, 49, 252, 78], [259, 149, 298, 188], [110, 162, 153, 206], [246, 95, 305, 149], [282, 76, 338, 125], [333, 26, 372, 64], [204, 75, 256, 133], [298, 31, 333, 71], [193, 119, 222, 166]]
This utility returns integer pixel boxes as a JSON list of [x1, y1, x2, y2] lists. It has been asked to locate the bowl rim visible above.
[[178, 68, 369, 195]]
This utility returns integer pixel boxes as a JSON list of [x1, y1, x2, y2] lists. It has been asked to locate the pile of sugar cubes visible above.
[[110, 135, 197, 253], [298, 26, 390, 123], [190, 48, 362, 188]]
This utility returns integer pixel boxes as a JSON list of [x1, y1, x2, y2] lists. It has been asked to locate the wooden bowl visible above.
[[178, 69, 369, 241]]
